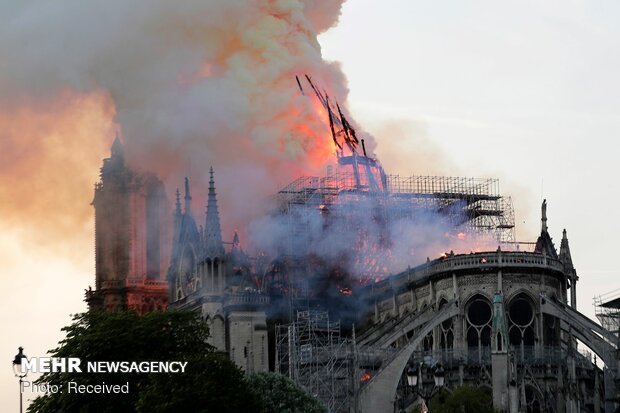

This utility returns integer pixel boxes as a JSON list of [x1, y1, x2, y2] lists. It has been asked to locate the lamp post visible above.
[[406, 362, 445, 410], [12, 347, 27, 413]]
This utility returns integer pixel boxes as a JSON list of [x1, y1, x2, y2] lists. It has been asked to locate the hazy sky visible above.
[[319, 0, 620, 316], [2, 1, 620, 410]]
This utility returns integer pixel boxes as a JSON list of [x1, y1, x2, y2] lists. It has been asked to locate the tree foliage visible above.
[[28, 310, 261, 413], [247, 372, 327, 413], [409, 385, 497, 413]]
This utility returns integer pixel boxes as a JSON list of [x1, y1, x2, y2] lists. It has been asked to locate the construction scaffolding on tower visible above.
[[594, 288, 620, 339], [275, 309, 353, 413]]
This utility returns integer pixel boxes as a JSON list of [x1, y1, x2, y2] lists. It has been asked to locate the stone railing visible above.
[[402, 345, 593, 369], [126, 279, 168, 288], [100, 279, 168, 290], [100, 280, 125, 289], [224, 293, 270, 306], [370, 251, 565, 296], [359, 344, 596, 390]]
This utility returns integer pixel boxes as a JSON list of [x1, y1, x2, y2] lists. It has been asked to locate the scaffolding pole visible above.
[[276, 170, 516, 248], [276, 310, 353, 413]]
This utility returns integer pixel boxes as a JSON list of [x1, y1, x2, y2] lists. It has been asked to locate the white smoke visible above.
[[248, 194, 500, 285]]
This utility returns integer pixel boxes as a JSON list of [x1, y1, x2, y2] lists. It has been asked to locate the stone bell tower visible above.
[[87, 135, 169, 314]]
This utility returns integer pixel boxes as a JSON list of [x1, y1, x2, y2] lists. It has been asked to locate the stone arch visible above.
[[436, 298, 455, 351], [539, 294, 618, 413], [358, 301, 459, 413], [461, 290, 493, 305], [506, 288, 538, 308], [465, 294, 493, 363], [523, 383, 543, 413], [435, 293, 451, 308], [507, 292, 538, 358], [477, 383, 493, 400], [178, 243, 198, 296], [542, 311, 560, 346], [421, 330, 434, 351], [203, 256, 224, 292], [540, 295, 616, 365]]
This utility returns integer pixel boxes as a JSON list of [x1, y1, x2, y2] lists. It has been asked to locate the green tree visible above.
[[408, 385, 497, 413], [247, 372, 327, 413], [28, 310, 261, 413]]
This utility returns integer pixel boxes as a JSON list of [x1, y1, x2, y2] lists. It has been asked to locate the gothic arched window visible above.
[[508, 294, 536, 360], [438, 299, 454, 352], [465, 295, 492, 364]]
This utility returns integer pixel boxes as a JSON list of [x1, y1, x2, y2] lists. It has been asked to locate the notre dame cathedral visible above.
[[88, 138, 619, 412], [86, 138, 269, 374]]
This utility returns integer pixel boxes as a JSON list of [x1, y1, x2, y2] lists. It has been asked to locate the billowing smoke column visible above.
[[1, 0, 500, 305], [247, 75, 501, 292], [0, 0, 356, 237], [249, 183, 500, 290]]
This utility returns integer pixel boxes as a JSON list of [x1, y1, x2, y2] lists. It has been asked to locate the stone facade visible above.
[[357, 212, 611, 413], [87, 141, 269, 374], [166, 169, 269, 374], [87, 140, 614, 411], [86, 137, 168, 314]]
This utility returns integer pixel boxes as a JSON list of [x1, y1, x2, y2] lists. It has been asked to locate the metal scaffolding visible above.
[[275, 310, 353, 413], [594, 289, 620, 338], [275, 168, 516, 244]]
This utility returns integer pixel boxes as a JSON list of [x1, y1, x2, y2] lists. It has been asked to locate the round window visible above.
[[509, 298, 534, 326], [467, 299, 492, 326]]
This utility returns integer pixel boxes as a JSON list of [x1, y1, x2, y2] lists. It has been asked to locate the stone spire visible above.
[[232, 231, 240, 251], [184, 177, 192, 215], [100, 133, 127, 181], [559, 229, 573, 267], [172, 187, 182, 244], [111, 133, 124, 158], [560, 229, 578, 308], [175, 188, 182, 217], [205, 167, 225, 258]]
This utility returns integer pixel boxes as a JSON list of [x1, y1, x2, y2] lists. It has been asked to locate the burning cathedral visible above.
[[86, 78, 618, 413]]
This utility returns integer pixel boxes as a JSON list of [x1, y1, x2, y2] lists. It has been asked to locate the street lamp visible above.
[[12, 347, 27, 413], [406, 362, 446, 408]]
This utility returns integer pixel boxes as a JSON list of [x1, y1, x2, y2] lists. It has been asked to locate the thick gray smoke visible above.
[[1, 1, 498, 289], [0, 0, 358, 235], [249, 195, 499, 284]]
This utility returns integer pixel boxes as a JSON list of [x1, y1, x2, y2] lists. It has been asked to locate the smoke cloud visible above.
[[1, 0, 359, 238], [0, 0, 500, 291], [0, 90, 116, 256], [249, 195, 501, 285]]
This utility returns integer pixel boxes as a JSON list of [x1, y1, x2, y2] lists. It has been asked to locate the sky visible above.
[[2, 0, 620, 410], [318, 0, 620, 314]]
